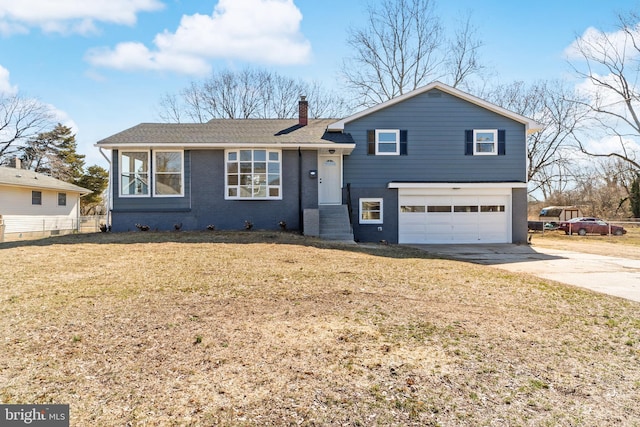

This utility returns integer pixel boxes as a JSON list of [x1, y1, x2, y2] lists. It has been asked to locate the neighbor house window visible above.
[[226, 149, 281, 199], [154, 151, 183, 196], [32, 191, 42, 205], [474, 129, 497, 155], [360, 198, 383, 224], [58, 193, 66, 206], [120, 151, 149, 196]]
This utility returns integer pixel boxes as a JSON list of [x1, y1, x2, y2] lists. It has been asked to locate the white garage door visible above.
[[398, 190, 511, 244]]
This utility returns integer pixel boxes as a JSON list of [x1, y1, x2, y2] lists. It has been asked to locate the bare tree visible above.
[[342, 0, 443, 107], [567, 11, 640, 170], [0, 93, 53, 161], [157, 92, 184, 123], [342, 1, 487, 107], [445, 13, 484, 90], [568, 158, 635, 218], [487, 80, 588, 198], [156, 67, 352, 122]]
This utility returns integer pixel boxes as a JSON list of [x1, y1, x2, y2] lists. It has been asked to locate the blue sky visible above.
[[0, 0, 638, 168]]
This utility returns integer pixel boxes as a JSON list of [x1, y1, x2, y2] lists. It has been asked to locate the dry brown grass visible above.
[[1, 231, 640, 426], [531, 226, 640, 259]]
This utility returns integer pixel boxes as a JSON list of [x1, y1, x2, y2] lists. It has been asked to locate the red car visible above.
[[558, 217, 626, 236]]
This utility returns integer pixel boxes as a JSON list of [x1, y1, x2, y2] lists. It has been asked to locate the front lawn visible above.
[[1, 232, 639, 425]]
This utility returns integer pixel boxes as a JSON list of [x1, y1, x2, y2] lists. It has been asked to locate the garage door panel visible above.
[[399, 191, 510, 244]]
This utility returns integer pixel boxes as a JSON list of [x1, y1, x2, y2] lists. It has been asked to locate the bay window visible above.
[[226, 149, 281, 199], [120, 151, 149, 196], [119, 150, 183, 197], [154, 151, 183, 196]]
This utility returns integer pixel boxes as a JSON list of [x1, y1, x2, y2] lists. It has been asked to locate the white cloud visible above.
[[86, 0, 311, 75], [564, 25, 640, 62], [0, 64, 17, 94], [0, 0, 164, 35], [86, 42, 211, 75]]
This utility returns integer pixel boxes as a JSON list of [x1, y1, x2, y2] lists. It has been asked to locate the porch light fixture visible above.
[[328, 149, 335, 154]]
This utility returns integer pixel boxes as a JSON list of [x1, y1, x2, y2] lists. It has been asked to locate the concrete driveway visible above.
[[409, 244, 640, 303]]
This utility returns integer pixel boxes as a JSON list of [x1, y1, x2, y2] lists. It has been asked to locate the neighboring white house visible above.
[[0, 165, 90, 242]]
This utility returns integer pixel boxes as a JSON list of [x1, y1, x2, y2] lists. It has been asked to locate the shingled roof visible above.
[[96, 119, 355, 147], [0, 166, 90, 194]]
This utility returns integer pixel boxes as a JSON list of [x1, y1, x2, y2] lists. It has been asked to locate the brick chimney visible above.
[[298, 95, 308, 126]]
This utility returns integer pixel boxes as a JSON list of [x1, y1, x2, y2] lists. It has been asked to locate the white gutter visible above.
[[99, 147, 112, 229], [388, 182, 528, 189], [95, 143, 356, 154]]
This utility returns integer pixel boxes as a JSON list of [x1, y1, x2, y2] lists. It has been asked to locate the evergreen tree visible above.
[[20, 123, 85, 182], [77, 165, 109, 215], [631, 174, 640, 218]]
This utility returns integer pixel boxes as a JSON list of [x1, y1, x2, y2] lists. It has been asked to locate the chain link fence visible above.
[[0, 215, 108, 243]]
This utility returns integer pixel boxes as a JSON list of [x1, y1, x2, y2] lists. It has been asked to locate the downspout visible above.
[[298, 147, 303, 234], [99, 147, 112, 229]]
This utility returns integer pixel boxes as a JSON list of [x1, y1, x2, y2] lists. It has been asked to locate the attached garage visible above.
[[393, 184, 521, 244]]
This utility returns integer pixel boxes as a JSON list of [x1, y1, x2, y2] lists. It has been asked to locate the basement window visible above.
[[360, 198, 383, 224]]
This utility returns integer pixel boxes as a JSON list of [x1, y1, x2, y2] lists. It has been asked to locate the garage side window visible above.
[[360, 198, 383, 224]]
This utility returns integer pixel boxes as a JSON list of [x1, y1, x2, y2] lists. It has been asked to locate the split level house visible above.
[[96, 82, 540, 244], [0, 164, 90, 242]]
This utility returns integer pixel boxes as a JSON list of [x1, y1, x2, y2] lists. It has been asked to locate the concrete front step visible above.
[[319, 204, 354, 242]]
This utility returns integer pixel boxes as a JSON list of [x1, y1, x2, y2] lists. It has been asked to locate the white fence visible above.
[[0, 215, 108, 242]]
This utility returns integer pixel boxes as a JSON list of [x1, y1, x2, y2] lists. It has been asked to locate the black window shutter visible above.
[[465, 130, 473, 155], [498, 130, 506, 155], [400, 130, 408, 155], [367, 130, 375, 155]]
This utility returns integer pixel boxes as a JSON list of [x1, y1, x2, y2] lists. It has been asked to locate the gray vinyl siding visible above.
[[345, 186, 398, 244], [512, 187, 528, 244], [343, 89, 527, 186], [342, 89, 528, 244], [111, 149, 316, 232]]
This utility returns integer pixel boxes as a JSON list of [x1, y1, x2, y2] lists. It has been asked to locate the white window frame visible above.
[[473, 129, 498, 156], [359, 198, 383, 224], [153, 150, 184, 197], [375, 129, 400, 155], [57, 192, 67, 206], [119, 150, 150, 197], [225, 149, 282, 200]]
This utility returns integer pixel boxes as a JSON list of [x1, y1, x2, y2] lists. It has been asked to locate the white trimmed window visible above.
[[360, 198, 383, 224], [120, 150, 184, 197], [226, 149, 282, 199], [120, 151, 150, 196], [154, 151, 184, 196], [473, 129, 498, 155], [375, 129, 400, 155], [58, 193, 67, 206]]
